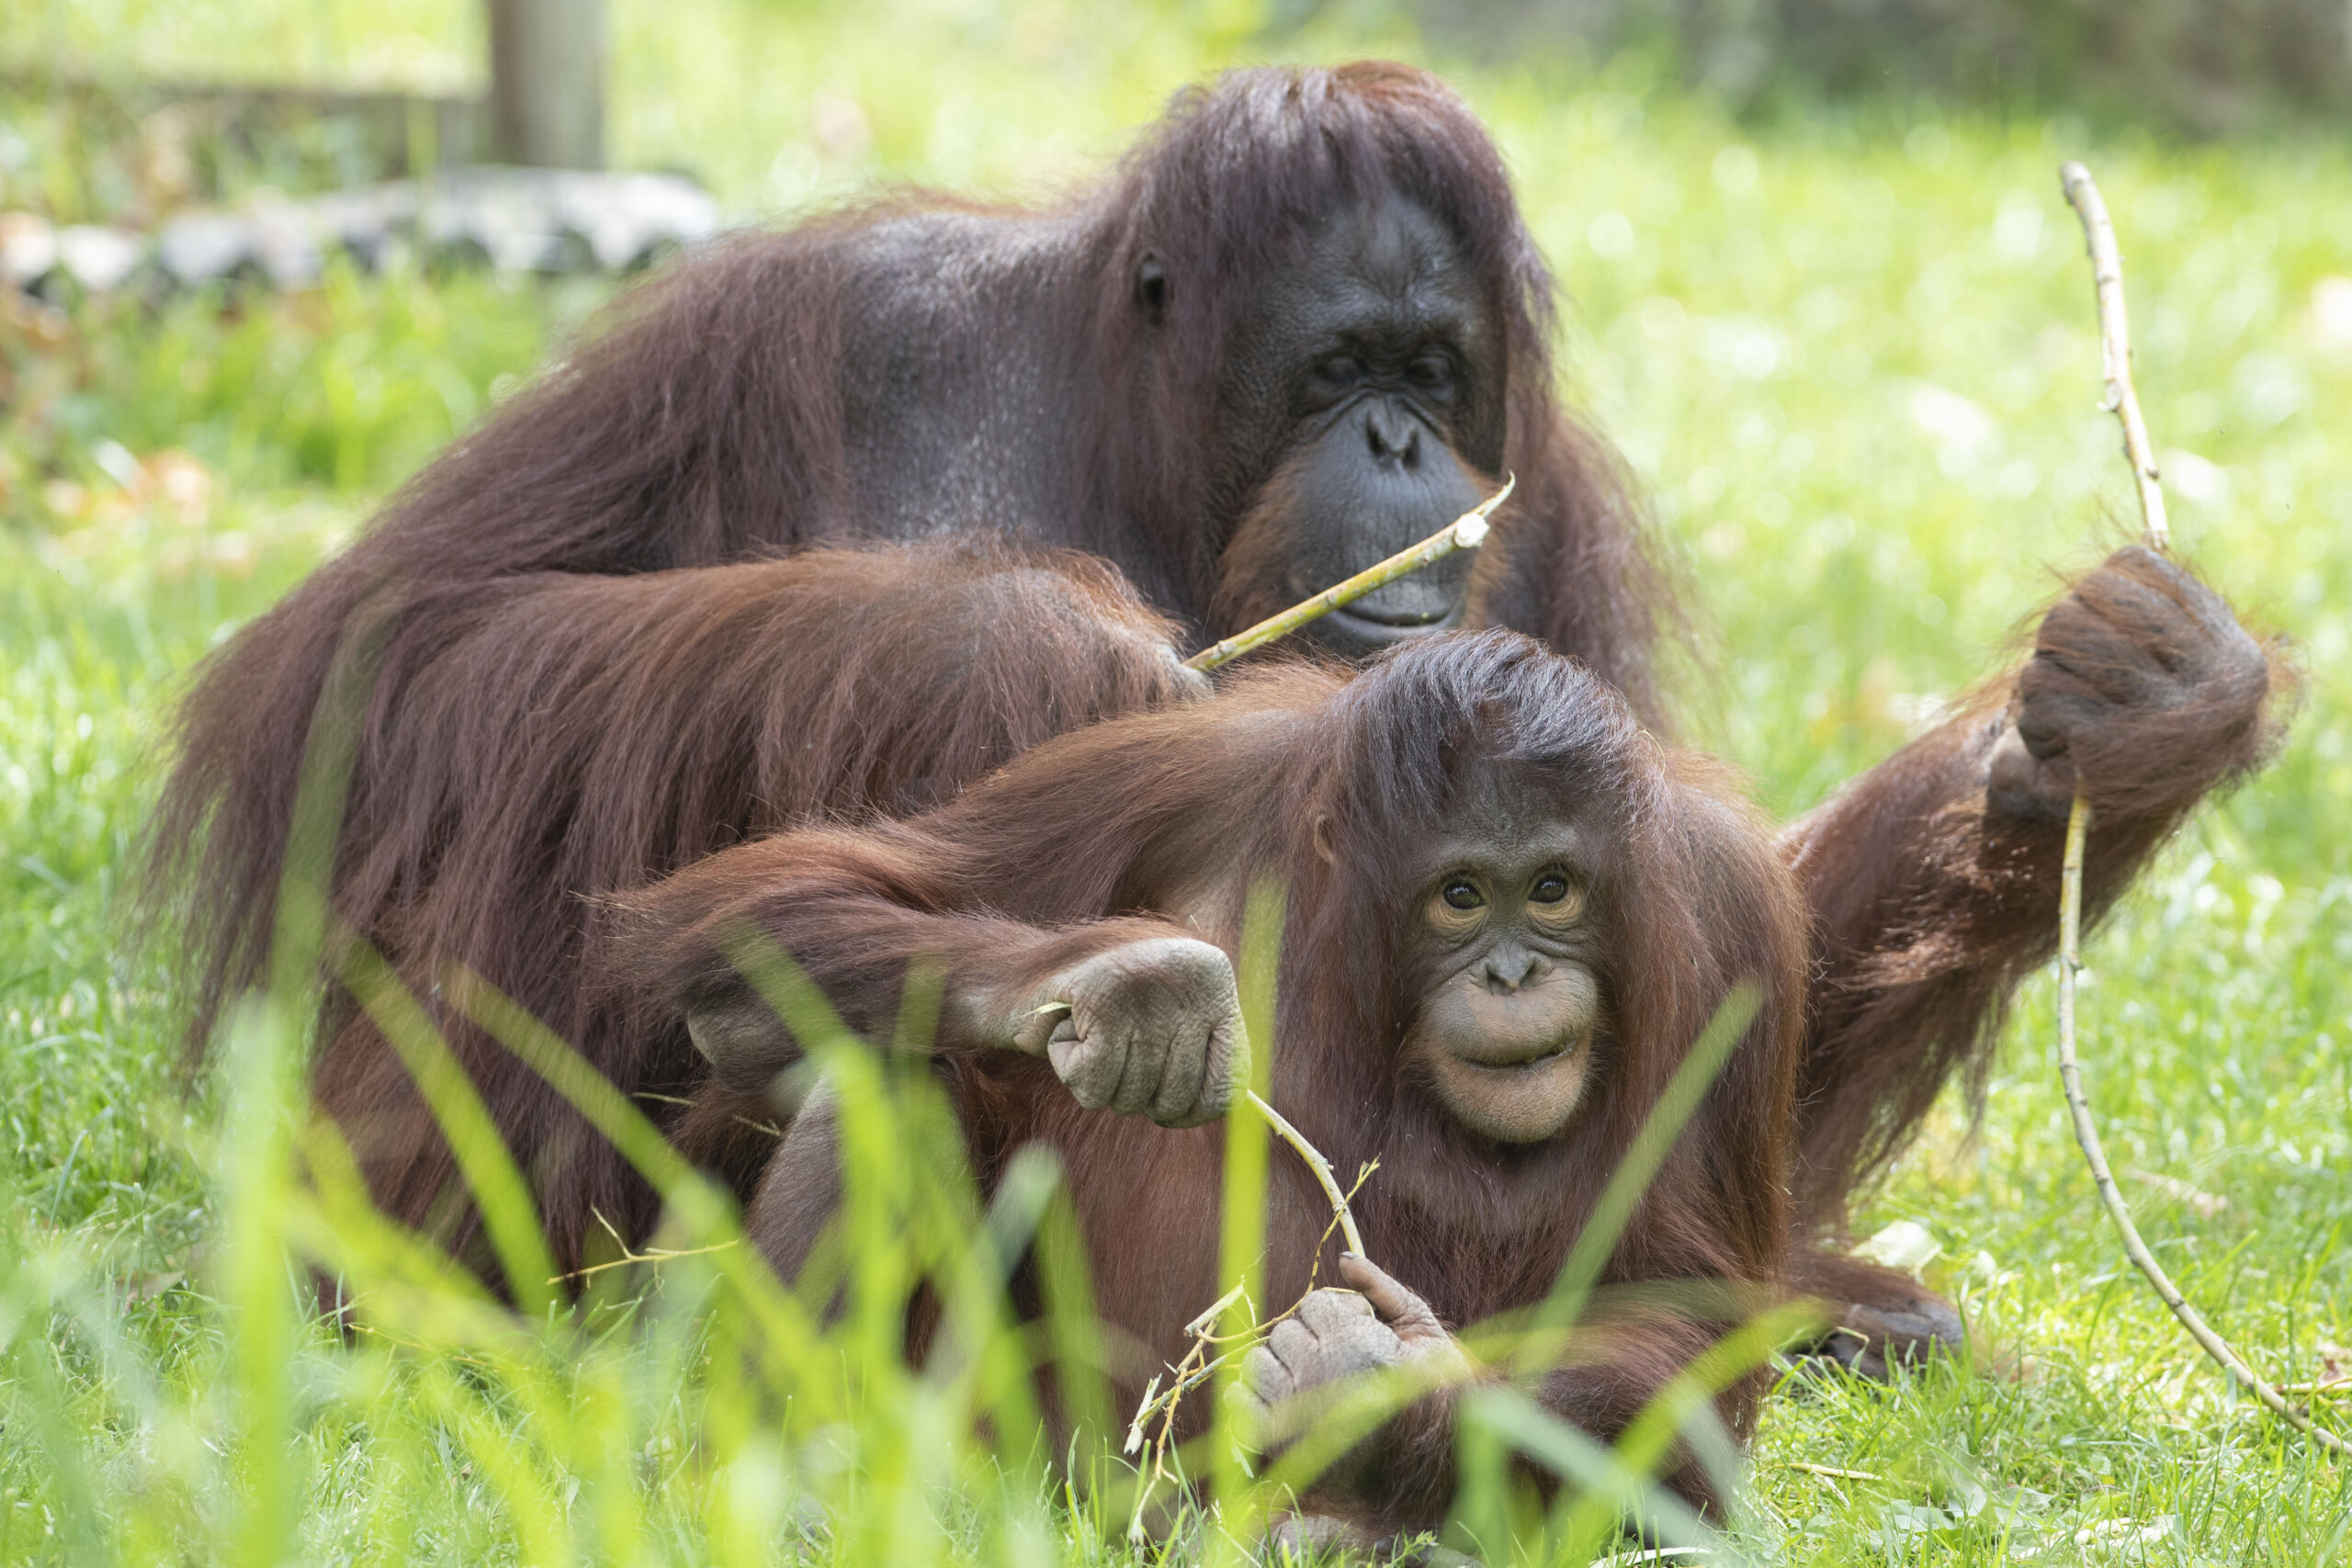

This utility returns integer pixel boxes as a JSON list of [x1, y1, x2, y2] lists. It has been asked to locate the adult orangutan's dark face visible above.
[[1187, 192, 1509, 656]]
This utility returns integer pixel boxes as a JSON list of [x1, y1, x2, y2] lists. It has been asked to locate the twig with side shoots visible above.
[[1789, 1462, 1883, 1483], [1025, 1004, 1370, 1262], [1245, 1089, 1364, 1255], [2057, 162, 2346, 1454], [1118, 1119, 1378, 1541], [1184, 475, 1514, 672], [2061, 167, 2169, 554], [556, 1209, 741, 1285]]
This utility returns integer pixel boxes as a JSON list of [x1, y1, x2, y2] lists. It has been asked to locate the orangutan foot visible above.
[[1787, 1244, 1966, 1382]]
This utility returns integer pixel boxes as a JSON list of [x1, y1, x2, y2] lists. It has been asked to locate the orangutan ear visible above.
[[1134, 253, 1169, 321], [1312, 814, 1339, 867]]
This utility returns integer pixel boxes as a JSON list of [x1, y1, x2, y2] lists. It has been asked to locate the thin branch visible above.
[[1021, 1014, 1370, 1258], [1119, 1090, 1378, 1538], [2058, 163, 2343, 1455], [2059, 163, 2169, 552], [1788, 1462, 1883, 1483], [1185, 475, 1514, 672], [554, 1239, 741, 1286], [2050, 800, 2344, 1451], [1244, 1089, 1363, 1256]]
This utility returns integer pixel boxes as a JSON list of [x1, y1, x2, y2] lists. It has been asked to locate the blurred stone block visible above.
[[0, 212, 59, 287], [136, 167, 720, 292], [157, 210, 251, 288], [56, 225, 145, 291]]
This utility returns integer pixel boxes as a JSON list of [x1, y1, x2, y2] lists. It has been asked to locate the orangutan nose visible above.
[[1365, 404, 1422, 469], [1478, 948, 1548, 994]]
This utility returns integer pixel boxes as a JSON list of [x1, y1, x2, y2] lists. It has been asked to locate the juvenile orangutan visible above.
[[613, 631, 1809, 1527]]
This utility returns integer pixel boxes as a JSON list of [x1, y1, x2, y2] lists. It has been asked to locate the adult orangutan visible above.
[[149, 62, 2283, 1343], [612, 630, 1810, 1529]]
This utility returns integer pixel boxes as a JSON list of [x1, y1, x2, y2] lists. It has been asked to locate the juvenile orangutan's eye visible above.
[[1528, 872, 1587, 925], [1442, 879, 1484, 910], [1408, 354, 1451, 391]]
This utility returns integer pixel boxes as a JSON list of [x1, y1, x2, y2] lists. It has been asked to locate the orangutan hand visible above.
[[1989, 545, 2271, 817], [1237, 1254, 1469, 1449], [1006, 937, 1248, 1128]]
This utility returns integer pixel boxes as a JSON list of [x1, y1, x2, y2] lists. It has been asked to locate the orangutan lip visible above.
[[1455, 1042, 1571, 1073], [1324, 603, 1459, 634]]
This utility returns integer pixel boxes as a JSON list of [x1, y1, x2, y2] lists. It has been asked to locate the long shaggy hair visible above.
[[141, 62, 1669, 1269], [153, 540, 1201, 1268], [1781, 545, 2288, 1218], [610, 630, 1806, 1522]]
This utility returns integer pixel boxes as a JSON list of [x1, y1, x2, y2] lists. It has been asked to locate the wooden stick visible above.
[[1245, 1089, 1363, 1256], [1184, 475, 1514, 672], [1027, 1006, 1365, 1254], [1788, 1462, 1883, 1483], [2059, 164, 2169, 553], [1116, 1091, 1374, 1530], [2057, 163, 2344, 1455]]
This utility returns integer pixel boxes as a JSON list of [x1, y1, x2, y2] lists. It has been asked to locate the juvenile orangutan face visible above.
[[1392, 775, 1604, 1143]]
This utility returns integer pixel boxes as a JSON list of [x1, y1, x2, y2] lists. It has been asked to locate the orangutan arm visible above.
[[609, 825, 1247, 1129], [1781, 546, 2284, 1224]]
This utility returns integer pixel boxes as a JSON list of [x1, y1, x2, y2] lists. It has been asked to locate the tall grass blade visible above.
[[1514, 984, 1762, 1382], [338, 934, 558, 1315], [1206, 877, 1282, 1561]]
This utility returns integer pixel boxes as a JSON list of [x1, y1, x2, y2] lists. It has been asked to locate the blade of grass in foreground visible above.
[[0, 1201, 107, 1563], [1512, 984, 1762, 1382], [1459, 1385, 1736, 1563], [1545, 1301, 1821, 1561], [1204, 878, 1282, 1562], [444, 968, 722, 1216], [338, 933, 558, 1315], [215, 601, 387, 1568]]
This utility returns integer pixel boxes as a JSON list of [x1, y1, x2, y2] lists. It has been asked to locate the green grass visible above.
[[8, 4, 2352, 1562]]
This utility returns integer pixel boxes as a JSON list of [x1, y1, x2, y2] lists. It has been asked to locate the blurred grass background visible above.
[[6, 0, 2352, 1562]]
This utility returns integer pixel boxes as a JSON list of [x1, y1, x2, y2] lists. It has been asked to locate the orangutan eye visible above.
[[1408, 354, 1452, 392], [1442, 879, 1485, 910], [1312, 354, 1362, 393], [1528, 872, 1587, 926]]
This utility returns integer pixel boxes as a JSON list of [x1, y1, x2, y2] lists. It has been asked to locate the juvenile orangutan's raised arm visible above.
[[1782, 546, 2285, 1223], [607, 827, 1248, 1130]]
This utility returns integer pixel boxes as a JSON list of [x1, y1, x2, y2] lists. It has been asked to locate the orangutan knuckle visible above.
[[1297, 1288, 1376, 1335], [1081, 939, 1235, 1028], [1242, 1343, 1290, 1400], [1311, 1335, 1396, 1383], [1267, 1317, 1318, 1364], [1059, 1051, 1112, 1107], [2196, 618, 2267, 687], [1345, 1320, 1406, 1364]]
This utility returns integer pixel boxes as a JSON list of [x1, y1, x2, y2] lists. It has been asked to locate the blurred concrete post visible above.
[[486, 0, 606, 168]]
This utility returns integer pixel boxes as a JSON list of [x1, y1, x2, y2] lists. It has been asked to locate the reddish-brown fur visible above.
[[1781, 547, 2286, 1229], [610, 631, 1809, 1525], [145, 59, 2282, 1316], [159, 541, 1200, 1267], [142, 62, 1666, 1271]]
